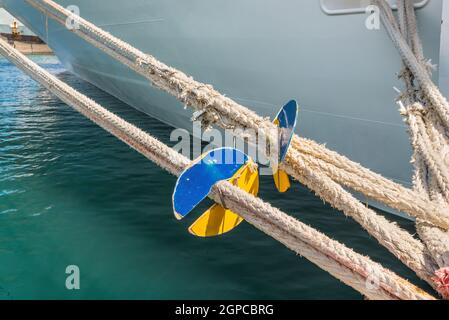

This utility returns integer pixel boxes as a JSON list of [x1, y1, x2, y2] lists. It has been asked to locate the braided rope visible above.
[[374, 0, 449, 298], [373, 0, 449, 128], [0, 37, 435, 300]]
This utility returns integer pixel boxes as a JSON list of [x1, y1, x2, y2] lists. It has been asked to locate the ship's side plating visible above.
[[1, 1, 444, 208]]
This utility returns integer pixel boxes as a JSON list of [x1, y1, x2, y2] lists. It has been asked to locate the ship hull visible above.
[[1, 0, 445, 216]]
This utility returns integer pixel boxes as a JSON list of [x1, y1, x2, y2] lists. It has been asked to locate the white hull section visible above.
[[1, 0, 445, 216]]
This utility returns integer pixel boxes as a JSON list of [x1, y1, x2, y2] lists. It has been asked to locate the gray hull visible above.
[[1, 0, 445, 215]]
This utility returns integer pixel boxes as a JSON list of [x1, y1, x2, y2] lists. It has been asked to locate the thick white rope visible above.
[[0, 37, 435, 300], [23, 0, 448, 290]]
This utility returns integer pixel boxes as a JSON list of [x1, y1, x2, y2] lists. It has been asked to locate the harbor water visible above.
[[0, 55, 432, 299]]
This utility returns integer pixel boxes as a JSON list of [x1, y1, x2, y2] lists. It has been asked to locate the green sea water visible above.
[[0, 55, 432, 299]]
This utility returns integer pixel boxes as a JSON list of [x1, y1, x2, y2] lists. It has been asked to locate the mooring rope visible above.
[[23, 0, 449, 293], [373, 0, 449, 298], [0, 37, 436, 300]]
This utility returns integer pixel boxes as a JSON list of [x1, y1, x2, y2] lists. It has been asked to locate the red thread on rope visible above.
[[433, 268, 449, 298]]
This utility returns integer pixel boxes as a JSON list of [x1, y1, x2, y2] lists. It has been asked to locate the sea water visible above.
[[0, 55, 431, 299]]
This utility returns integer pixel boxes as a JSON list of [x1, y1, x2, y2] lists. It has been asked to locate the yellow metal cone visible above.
[[273, 168, 291, 193], [189, 161, 259, 237]]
